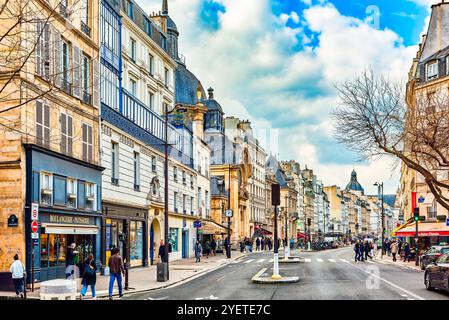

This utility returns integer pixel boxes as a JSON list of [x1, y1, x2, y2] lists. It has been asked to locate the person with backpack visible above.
[[80, 253, 97, 300], [10, 254, 25, 298]]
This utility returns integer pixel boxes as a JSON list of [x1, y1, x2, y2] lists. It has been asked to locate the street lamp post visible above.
[[284, 195, 290, 259], [227, 164, 231, 258], [374, 182, 385, 259]]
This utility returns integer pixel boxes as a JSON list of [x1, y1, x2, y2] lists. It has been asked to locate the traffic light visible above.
[[272, 183, 280, 206], [413, 207, 420, 222]]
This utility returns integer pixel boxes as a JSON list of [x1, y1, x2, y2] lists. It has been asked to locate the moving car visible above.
[[424, 253, 449, 292], [420, 246, 449, 270]]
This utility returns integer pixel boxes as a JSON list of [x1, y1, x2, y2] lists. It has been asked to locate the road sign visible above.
[[31, 233, 38, 239], [193, 220, 202, 228], [447, 218, 449, 227], [31, 203, 39, 220], [225, 209, 233, 217], [31, 220, 38, 233], [418, 196, 425, 203]]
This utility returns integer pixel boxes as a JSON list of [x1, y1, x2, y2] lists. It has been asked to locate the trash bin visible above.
[[157, 262, 168, 282], [40, 279, 77, 300]]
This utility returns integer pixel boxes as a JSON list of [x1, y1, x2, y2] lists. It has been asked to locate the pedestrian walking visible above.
[[194, 240, 202, 263], [80, 253, 97, 300], [391, 240, 398, 262], [211, 239, 217, 256], [261, 238, 265, 251], [359, 241, 365, 262], [267, 238, 272, 251], [66, 243, 79, 279], [354, 241, 361, 262], [398, 241, 402, 255], [403, 242, 411, 262], [204, 241, 211, 259], [224, 237, 230, 257], [240, 240, 245, 253], [108, 248, 125, 300], [10, 254, 25, 299], [245, 238, 252, 253], [256, 238, 261, 251], [290, 237, 295, 250], [364, 241, 371, 260]]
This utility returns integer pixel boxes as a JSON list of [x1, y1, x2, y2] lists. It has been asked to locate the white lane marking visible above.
[[269, 259, 274, 262], [257, 259, 265, 263], [345, 260, 425, 300], [305, 258, 312, 263], [328, 259, 336, 262], [232, 260, 242, 264], [216, 275, 226, 282], [340, 258, 349, 263], [316, 258, 324, 262], [147, 297, 154, 300], [400, 294, 408, 297], [244, 259, 255, 264]]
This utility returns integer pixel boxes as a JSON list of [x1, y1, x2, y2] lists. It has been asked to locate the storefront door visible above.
[[182, 230, 188, 258]]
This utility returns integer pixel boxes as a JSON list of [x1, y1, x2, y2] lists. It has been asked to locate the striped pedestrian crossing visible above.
[[234, 256, 388, 266], [244, 259, 255, 264]]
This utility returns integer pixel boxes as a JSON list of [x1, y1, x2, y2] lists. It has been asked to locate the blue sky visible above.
[[144, 0, 434, 194]]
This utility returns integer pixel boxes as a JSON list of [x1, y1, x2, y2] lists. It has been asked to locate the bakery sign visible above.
[[49, 214, 91, 225]]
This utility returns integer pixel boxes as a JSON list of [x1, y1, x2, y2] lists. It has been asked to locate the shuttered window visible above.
[[36, 101, 50, 147], [60, 113, 73, 156], [36, 20, 50, 79], [82, 123, 93, 162]]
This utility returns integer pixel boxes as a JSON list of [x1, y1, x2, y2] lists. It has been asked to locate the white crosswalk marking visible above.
[[232, 260, 241, 264], [305, 258, 312, 263], [317, 258, 324, 262], [340, 258, 349, 263], [244, 259, 255, 264], [328, 259, 336, 262], [257, 259, 265, 263]]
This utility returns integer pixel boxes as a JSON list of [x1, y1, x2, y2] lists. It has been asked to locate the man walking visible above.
[[354, 241, 361, 262], [256, 238, 261, 251], [10, 254, 25, 299], [211, 238, 217, 256], [391, 240, 398, 262], [108, 248, 125, 300], [194, 240, 202, 263], [403, 242, 411, 263]]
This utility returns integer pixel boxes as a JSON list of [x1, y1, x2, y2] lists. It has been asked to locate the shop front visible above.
[[102, 203, 148, 268], [394, 221, 449, 249]]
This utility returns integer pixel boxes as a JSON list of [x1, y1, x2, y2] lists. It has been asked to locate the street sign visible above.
[[31, 233, 38, 239], [31, 220, 38, 233], [418, 196, 425, 203], [193, 220, 202, 228], [447, 218, 449, 227], [225, 209, 233, 217], [31, 202, 39, 220]]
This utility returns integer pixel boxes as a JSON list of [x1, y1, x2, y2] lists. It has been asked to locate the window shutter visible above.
[[67, 115, 73, 156], [97, 185, 101, 212], [60, 113, 67, 153], [32, 171, 40, 202], [82, 123, 87, 161], [88, 125, 92, 162], [43, 24, 51, 79], [73, 46, 81, 98], [53, 31, 62, 87], [43, 104, 50, 148], [36, 101, 43, 144], [35, 21, 42, 76], [92, 59, 100, 107], [78, 181, 86, 209]]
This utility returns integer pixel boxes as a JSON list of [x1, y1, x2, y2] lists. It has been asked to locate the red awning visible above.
[[297, 232, 306, 239], [395, 222, 449, 237], [254, 226, 272, 235]]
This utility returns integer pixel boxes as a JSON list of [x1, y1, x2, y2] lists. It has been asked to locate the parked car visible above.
[[420, 246, 449, 270], [424, 253, 449, 291]]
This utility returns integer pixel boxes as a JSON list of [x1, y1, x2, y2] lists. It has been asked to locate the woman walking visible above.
[[80, 253, 97, 300]]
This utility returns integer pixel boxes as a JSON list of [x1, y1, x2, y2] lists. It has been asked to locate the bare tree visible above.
[[0, 0, 98, 146], [332, 69, 449, 211]]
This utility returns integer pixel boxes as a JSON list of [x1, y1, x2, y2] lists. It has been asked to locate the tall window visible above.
[[183, 195, 187, 214], [40, 172, 53, 206], [148, 92, 154, 110], [427, 61, 438, 80], [85, 182, 96, 211], [164, 67, 169, 86], [80, 0, 90, 36], [36, 101, 50, 148], [148, 54, 154, 75], [205, 190, 209, 216], [174, 191, 178, 212], [60, 113, 73, 156], [36, 21, 50, 79], [190, 196, 194, 215], [151, 156, 157, 172], [129, 78, 137, 96], [182, 171, 186, 185], [198, 187, 202, 208], [134, 152, 140, 190], [82, 54, 91, 104], [62, 40, 71, 92], [130, 38, 136, 62], [82, 123, 93, 162], [173, 166, 178, 181], [126, 0, 134, 19], [111, 142, 119, 184], [67, 178, 77, 208]]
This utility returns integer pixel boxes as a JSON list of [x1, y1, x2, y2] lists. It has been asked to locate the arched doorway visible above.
[[150, 216, 161, 265]]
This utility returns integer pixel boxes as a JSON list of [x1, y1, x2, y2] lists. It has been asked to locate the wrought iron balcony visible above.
[[81, 21, 91, 37]]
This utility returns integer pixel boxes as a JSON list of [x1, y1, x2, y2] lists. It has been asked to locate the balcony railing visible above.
[[121, 89, 193, 159], [82, 91, 92, 104], [81, 21, 91, 37]]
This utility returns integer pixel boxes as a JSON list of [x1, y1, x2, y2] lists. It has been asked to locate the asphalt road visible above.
[[123, 247, 449, 300]]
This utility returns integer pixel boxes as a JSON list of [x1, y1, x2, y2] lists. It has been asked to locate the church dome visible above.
[[167, 16, 178, 35], [175, 63, 206, 105], [345, 169, 364, 194]]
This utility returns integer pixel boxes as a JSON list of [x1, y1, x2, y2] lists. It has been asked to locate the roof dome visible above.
[[175, 64, 206, 105], [167, 16, 178, 34], [205, 87, 223, 113], [345, 169, 364, 193]]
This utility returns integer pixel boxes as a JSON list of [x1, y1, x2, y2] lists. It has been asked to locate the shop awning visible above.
[[297, 232, 306, 239], [395, 222, 449, 237], [42, 223, 99, 235], [391, 218, 413, 237], [254, 226, 272, 235], [200, 221, 228, 235]]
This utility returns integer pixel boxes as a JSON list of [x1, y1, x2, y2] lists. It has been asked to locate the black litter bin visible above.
[[157, 262, 168, 282]]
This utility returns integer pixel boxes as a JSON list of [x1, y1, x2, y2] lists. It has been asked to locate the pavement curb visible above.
[[251, 267, 300, 284]]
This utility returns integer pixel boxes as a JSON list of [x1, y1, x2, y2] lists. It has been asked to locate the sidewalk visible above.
[[374, 251, 422, 271], [0, 251, 246, 300]]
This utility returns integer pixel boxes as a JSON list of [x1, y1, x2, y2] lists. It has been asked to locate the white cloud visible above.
[[141, 0, 423, 193]]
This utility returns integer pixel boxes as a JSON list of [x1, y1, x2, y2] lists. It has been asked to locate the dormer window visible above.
[[426, 61, 438, 80]]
